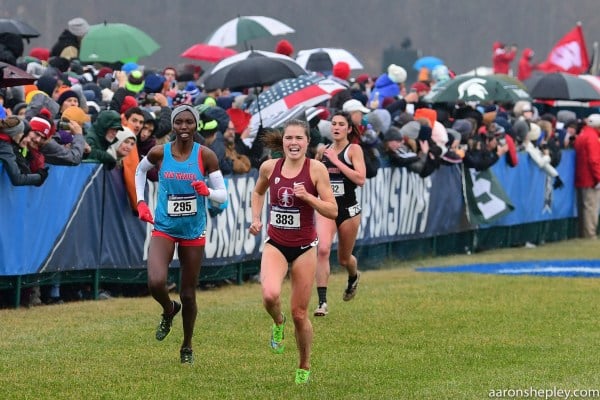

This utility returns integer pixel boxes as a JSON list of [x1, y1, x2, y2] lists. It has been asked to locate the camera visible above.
[[497, 136, 506, 146], [58, 119, 70, 131]]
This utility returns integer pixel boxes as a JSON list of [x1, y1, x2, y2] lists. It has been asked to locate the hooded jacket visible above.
[[84, 110, 122, 169], [517, 48, 536, 81]]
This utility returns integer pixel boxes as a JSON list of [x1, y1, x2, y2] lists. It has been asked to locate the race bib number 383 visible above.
[[270, 208, 300, 229], [167, 194, 197, 217]]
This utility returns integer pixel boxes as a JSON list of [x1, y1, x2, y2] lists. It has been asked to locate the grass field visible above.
[[1, 239, 599, 400]]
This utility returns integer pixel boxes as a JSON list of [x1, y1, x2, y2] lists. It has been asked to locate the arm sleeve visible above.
[[135, 156, 155, 203], [207, 170, 227, 203]]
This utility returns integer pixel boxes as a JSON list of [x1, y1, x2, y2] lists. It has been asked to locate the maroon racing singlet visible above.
[[267, 157, 318, 247]]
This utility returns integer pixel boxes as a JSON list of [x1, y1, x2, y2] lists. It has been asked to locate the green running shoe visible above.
[[270, 313, 286, 354], [295, 368, 311, 384], [155, 300, 181, 341], [180, 347, 193, 365]]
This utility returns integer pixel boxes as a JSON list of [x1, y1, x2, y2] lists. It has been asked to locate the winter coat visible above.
[[50, 30, 80, 60], [574, 126, 600, 188], [368, 74, 400, 108], [492, 44, 517, 74], [0, 134, 43, 186], [41, 134, 86, 165], [517, 48, 536, 81], [84, 111, 121, 169]]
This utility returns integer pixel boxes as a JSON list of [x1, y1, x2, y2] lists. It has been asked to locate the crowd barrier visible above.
[[0, 151, 580, 307]]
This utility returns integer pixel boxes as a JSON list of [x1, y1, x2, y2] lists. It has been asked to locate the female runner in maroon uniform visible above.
[[249, 119, 337, 384]]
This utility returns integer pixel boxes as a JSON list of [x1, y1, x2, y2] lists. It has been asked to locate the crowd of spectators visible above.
[[1, 21, 599, 306]]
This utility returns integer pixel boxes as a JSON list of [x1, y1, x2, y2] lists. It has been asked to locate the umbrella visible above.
[[205, 16, 294, 48], [413, 56, 444, 71], [180, 43, 238, 63], [295, 48, 363, 73], [0, 18, 40, 39], [203, 50, 306, 91], [79, 22, 160, 63], [249, 104, 308, 136], [0, 61, 36, 88], [423, 75, 531, 103], [246, 74, 346, 124], [525, 72, 600, 101]]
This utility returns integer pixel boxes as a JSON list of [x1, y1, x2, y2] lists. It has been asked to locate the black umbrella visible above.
[[526, 72, 600, 101], [0, 18, 41, 39], [203, 49, 306, 91], [0, 61, 36, 88]]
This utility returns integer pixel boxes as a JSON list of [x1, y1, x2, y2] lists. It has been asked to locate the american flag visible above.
[[247, 74, 345, 117]]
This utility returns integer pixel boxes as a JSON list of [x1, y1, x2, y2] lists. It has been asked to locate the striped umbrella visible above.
[[205, 16, 294, 48]]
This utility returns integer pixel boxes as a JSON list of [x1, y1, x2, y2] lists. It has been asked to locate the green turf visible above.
[[0, 239, 598, 399]]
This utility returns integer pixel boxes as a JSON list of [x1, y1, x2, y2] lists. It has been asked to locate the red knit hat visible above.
[[120, 96, 138, 114], [332, 61, 351, 81], [30, 108, 55, 139], [226, 108, 251, 134], [274, 39, 294, 57], [29, 47, 50, 61]]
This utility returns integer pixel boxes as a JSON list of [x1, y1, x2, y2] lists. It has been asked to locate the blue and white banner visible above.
[[0, 151, 578, 276]]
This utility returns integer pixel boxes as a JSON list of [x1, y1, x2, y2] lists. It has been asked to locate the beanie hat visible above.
[[384, 126, 403, 141], [171, 104, 199, 127], [144, 73, 166, 94], [97, 67, 113, 79], [512, 119, 530, 143], [387, 64, 407, 84], [557, 110, 577, 124], [432, 121, 449, 148], [184, 82, 201, 102], [120, 95, 138, 114], [62, 106, 91, 125], [451, 119, 473, 138], [414, 108, 437, 129], [125, 70, 144, 93], [332, 61, 351, 81], [121, 62, 139, 74], [1, 116, 25, 138], [57, 89, 79, 106], [67, 17, 90, 37], [29, 47, 50, 62], [30, 108, 54, 138], [274, 39, 294, 57], [586, 113, 600, 128], [399, 121, 421, 140]]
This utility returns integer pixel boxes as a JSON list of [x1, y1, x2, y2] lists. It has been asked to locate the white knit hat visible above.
[[387, 64, 407, 84]]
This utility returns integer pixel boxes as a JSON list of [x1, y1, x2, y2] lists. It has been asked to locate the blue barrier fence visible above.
[[1, 151, 578, 277]]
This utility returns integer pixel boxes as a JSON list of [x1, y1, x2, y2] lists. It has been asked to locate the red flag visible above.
[[537, 24, 589, 74]]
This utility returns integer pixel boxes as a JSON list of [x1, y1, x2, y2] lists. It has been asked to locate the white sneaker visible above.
[[314, 302, 328, 316]]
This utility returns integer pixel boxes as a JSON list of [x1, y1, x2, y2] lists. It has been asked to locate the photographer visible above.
[[41, 105, 91, 166], [463, 122, 509, 171]]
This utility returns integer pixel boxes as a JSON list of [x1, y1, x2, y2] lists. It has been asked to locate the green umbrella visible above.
[[80, 22, 160, 63], [424, 74, 531, 103]]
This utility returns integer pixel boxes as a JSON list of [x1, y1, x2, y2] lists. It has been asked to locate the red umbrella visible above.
[[0, 61, 36, 88], [181, 43, 238, 63]]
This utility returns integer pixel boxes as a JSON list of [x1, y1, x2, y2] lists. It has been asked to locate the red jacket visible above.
[[574, 125, 600, 188], [517, 48, 536, 81], [492, 45, 517, 74]]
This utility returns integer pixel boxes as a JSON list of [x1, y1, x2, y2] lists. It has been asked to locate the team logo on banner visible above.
[[463, 167, 514, 224]]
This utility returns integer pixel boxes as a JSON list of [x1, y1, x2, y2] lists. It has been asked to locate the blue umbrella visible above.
[[413, 56, 444, 71]]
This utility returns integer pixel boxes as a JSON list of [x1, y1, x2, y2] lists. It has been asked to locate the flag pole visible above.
[[591, 41, 599, 76]]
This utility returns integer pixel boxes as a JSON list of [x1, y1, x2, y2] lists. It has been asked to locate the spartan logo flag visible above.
[[463, 167, 514, 225]]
